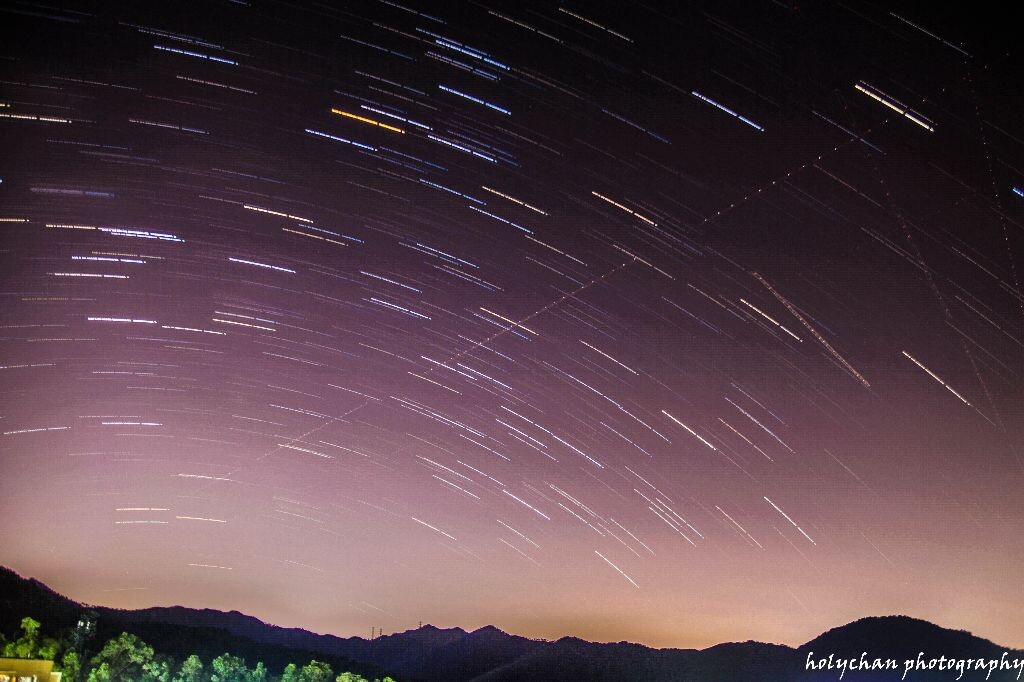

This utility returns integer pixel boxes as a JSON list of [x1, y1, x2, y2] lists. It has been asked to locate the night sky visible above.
[[1, 0, 1022, 651]]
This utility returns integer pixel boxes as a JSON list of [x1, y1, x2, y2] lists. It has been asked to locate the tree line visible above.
[[1, 616, 396, 682]]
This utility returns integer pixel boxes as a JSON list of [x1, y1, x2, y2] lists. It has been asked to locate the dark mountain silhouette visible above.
[[793, 616, 1022, 681], [0, 567, 385, 679], [1, 566, 1021, 681]]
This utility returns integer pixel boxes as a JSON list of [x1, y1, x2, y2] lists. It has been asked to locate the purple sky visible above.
[[1, 0, 1021, 650]]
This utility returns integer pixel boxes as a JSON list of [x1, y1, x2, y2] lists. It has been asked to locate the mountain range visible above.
[[1, 566, 1021, 681]]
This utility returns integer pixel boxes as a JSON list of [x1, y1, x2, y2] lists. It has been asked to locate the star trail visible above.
[[0, 0, 1021, 652]]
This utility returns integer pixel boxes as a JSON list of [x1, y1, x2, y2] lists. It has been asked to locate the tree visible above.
[[247, 661, 267, 682], [335, 673, 368, 682], [280, 663, 298, 682], [87, 662, 112, 681], [2, 616, 59, 660], [60, 650, 82, 682], [4, 616, 41, 657], [143, 657, 172, 682], [67, 612, 98, 657], [297, 660, 333, 682], [86, 632, 169, 682], [210, 653, 251, 682], [172, 654, 204, 682]]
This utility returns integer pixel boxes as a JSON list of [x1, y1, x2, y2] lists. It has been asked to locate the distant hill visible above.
[[1, 566, 1021, 681], [0, 567, 386, 679]]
